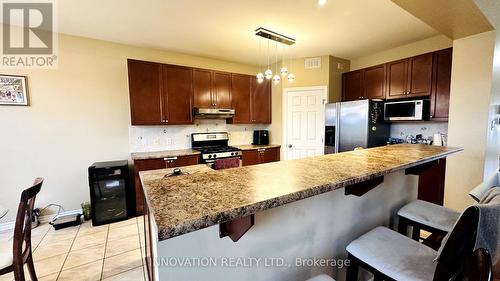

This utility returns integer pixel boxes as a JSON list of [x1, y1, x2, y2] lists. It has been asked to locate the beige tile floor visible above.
[[0, 217, 146, 281]]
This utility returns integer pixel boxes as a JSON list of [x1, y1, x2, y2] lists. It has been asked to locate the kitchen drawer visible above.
[[242, 147, 280, 166]]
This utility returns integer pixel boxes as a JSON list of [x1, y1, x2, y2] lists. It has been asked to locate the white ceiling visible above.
[[53, 0, 439, 65]]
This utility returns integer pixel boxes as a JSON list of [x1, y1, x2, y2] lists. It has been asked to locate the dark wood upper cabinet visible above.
[[230, 74, 252, 124], [387, 59, 409, 99], [363, 64, 386, 99], [251, 78, 272, 123], [408, 53, 433, 97], [162, 65, 193, 124], [387, 53, 433, 99], [128, 60, 163, 125], [342, 70, 364, 101], [213, 72, 231, 108], [129, 60, 272, 125], [430, 48, 452, 121], [193, 69, 213, 108]]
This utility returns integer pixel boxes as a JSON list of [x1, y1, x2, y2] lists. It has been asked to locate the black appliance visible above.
[[88, 160, 133, 226], [191, 132, 242, 164], [252, 130, 269, 145]]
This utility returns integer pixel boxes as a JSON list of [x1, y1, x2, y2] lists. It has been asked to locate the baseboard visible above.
[[0, 208, 83, 232]]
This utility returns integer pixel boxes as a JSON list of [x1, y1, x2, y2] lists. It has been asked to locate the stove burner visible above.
[[196, 146, 240, 153], [191, 132, 242, 163]]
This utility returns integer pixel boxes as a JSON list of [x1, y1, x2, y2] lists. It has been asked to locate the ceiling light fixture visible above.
[[255, 27, 296, 85], [318, 0, 327, 6]]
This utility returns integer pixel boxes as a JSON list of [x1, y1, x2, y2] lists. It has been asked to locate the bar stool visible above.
[[0, 178, 43, 281], [306, 274, 335, 281], [346, 206, 480, 281], [397, 172, 499, 241]]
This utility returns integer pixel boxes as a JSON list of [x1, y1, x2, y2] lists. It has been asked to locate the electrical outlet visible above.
[[166, 138, 173, 145], [154, 138, 161, 145]]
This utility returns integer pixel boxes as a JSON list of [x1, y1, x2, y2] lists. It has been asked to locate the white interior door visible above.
[[284, 87, 326, 160]]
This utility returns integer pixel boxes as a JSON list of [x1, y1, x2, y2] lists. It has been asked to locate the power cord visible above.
[[40, 204, 65, 225]]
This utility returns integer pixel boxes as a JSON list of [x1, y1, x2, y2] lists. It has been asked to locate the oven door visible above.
[[205, 157, 242, 170], [384, 100, 425, 121]]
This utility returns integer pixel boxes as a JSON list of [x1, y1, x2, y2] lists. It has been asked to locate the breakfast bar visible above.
[[140, 144, 462, 281]]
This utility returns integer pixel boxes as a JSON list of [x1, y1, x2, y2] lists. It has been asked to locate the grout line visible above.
[[55, 223, 83, 281], [99, 225, 110, 280], [101, 265, 144, 281]]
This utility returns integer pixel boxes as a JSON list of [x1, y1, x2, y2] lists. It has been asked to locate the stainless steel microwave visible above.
[[384, 99, 429, 121]]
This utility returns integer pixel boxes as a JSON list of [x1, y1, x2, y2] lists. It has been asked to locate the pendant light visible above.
[[256, 38, 264, 83], [287, 53, 295, 82], [254, 27, 296, 84], [264, 40, 273, 80], [272, 42, 280, 84], [280, 45, 288, 77]]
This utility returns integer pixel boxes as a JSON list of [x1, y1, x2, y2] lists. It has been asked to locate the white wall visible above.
[[445, 31, 496, 211], [0, 32, 259, 222]]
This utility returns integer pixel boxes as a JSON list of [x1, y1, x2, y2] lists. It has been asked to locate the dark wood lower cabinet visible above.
[[405, 159, 447, 205], [242, 147, 280, 166], [133, 155, 200, 214]]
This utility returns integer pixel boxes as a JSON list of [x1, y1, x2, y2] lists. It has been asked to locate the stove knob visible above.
[[231, 152, 235, 156], [208, 155, 212, 159], [212, 154, 217, 159]]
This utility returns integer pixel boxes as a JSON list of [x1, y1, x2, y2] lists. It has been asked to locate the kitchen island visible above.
[[140, 144, 462, 281]]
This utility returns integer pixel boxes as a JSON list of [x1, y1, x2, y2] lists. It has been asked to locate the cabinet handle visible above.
[[257, 148, 266, 152], [164, 157, 178, 161]]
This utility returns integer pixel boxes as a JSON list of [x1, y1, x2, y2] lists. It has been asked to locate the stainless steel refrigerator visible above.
[[325, 99, 389, 153]]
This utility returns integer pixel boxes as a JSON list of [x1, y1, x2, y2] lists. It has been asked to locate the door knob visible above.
[[287, 144, 292, 148]]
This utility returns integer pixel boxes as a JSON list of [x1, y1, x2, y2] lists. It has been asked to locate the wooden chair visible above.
[[0, 178, 43, 281], [346, 206, 479, 281]]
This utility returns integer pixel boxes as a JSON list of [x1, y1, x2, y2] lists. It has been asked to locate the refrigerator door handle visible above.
[[335, 103, 340, 153]]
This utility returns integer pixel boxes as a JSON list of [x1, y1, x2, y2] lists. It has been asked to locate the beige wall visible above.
[[350, 35, 453, 70], [0, 32, 258, 222], [445, 31, 496, 211], [329, 56, 351, 102]]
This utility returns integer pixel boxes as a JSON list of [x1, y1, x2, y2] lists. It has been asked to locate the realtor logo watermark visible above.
[[1, 0, 58, 68]]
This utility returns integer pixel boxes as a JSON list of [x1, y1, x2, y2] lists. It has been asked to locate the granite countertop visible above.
[[140, 144, 462, 241], [131, 149, 200, 160], [233, 144, 281, 150]]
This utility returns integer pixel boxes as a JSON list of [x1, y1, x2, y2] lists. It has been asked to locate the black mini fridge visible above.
[[88, 160, 133, 226]]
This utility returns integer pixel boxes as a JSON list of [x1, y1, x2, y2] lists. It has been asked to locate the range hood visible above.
[[194, 108, 235, 119]]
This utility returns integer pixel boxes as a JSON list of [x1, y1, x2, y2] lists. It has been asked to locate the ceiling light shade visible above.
[[265, 69, 273, 80], [256, 72, 264, 83], [318, 0, 327, 6], [280, 66, 288, 76], [287, 73, 295, 82], [272, 74, 280, 84]]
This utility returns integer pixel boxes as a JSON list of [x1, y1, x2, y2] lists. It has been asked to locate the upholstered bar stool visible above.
[[306, 274, 335, 281], [397, 172, 499, 241], [346, 206, 481, 281]]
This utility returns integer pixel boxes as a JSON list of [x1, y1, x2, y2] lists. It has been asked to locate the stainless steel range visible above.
[[191, 132, 242, 163]]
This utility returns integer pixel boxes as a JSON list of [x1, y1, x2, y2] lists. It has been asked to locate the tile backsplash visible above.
[[390, 122, 448, 140], [129, 119, 270, 152]]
